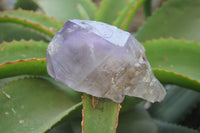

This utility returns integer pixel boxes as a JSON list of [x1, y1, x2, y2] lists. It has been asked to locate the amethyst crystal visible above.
[[46, 20, 166, 103]]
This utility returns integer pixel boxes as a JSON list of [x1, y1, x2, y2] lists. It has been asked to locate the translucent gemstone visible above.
[[46, 20, 166, 103]]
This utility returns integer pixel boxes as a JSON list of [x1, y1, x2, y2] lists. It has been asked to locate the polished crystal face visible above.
[[46, 20, 166, 103]]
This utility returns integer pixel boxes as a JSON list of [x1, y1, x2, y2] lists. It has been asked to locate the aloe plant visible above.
[[0, 0, 200, 133]]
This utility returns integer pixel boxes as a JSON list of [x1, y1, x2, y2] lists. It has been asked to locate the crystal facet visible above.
[[46, 20, 166, 103]]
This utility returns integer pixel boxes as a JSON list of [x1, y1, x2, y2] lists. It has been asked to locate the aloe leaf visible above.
[[50, 103, 158, 133], [149, 85, 200, 123], [0, 59, 47, 79], [155, 120, 199, 133], [95, 0, 127, 24], [70, 118, 82, 133], [143, 0, 151, 17], [47, 121, 74, 133], [143, 39, 200, 91], [46, 102, 82, 133], [14, 0, 40, 11], [0, 77, 81, 133], [47, 107, 82, 133], [117, 104, 158, 133], [77, 0, 97, 20], [0, 40, 48, 78], [0, 16, 53, 37], [113, 0, 146, 30], [0, 23, 48, 43], [40, 96, 143, 133], [44, 77, 82, 102], [136, 0, 200, 42], [0, 40, 47, 63], [82, 94, 120, 133], [0, 9, 63, 33], [0, 9, 63, 37], [35, 0, 97, 21], [121, 96, 143, 113]]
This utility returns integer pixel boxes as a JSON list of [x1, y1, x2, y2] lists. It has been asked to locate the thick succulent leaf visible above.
[[0, 59, 47, 79], [49, 124, 73, 133], [113, 0, 145, 30], [0, 78, 81, 133], [47, 117, 82, 133], [49, 104, 158, 133], [70, 118, 82, 133], [76, 0, 98, 20], [44, 77, 82, 103], [136, 0, 200, 42], [0, 40, 48, 78], [82, 94, 120, 133], [149, 85, 200, 123], [47, 120, 73, 133], [0, 9, 63, 34], [0, 9, 63, 37], [47, 109, 82, 133], [35, 0, 97, 21], [155, 120, 199, 133], [48, 103, 155, 133], [0, 76, 28, 89], [46, 102, 82, 133], [117, 104, 158, 133], [14, 0, 40, 11], [0, 23, 48, 43], [121, 96, 143, 113], [0, 40, 47, 63], [40, 96, 143, 133], [143, 0, 152, 17], [143, 39, 200, 91], [95, 0, 127, 24]]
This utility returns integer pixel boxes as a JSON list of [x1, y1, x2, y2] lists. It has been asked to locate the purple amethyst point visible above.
[[46, 20, 166, 103]]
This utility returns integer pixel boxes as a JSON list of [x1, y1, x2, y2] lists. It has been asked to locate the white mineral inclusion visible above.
[[46, 19, 166, 103], [48, 34, 63, 56]]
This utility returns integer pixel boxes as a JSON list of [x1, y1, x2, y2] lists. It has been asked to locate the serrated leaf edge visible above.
[[153, 68, 200, 84], [45, 102, 82, 132], [1, 76, 82, 133], [0, 16, 55, 37], [0, 39, 45, 47], [0, 9, 64, 25], [114, 0, 145, 30], [0, 58, 46, 67], [143, 37, 200, 44], [135, 0, 171, 37], [154, 119, 199, 132], [0, 75, 45, 89]]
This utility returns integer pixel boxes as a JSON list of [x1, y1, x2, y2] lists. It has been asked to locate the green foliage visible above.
[[0, 40, 47, 63], [0, 23, 48, 43], [136, 0, 200, 42], [95, 0, 145, 30], [155, 120, 199, 133], [14, 0, 40, 11], [0, 59, 47, 79], [143, 39, 200, 91], [0, 78, 81, 133], [95, 0, 127, 24], [82, 94, 120, 133], [118, 105, 158, 133], [0, 40, 47, 78], [149, 85, 200, 123], [0, 0, 200, 132], [0, 9, 63, 33], [35, 0, 97, 21], [143, 0, 152, 17], [0, 9, 63, 37], [113, 0, 146, 30]]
